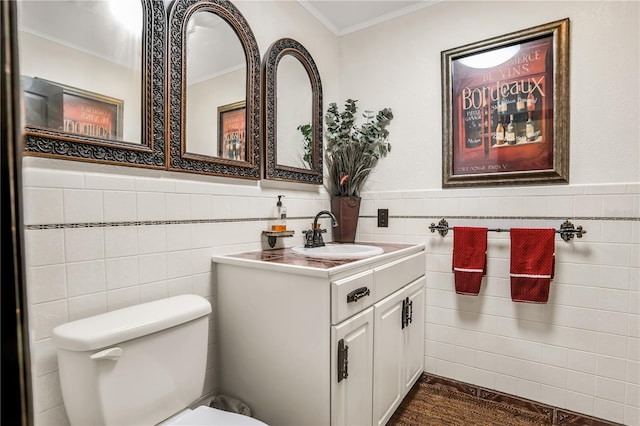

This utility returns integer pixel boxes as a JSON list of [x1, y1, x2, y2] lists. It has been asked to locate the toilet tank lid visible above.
[[52, 294, 212, 351]]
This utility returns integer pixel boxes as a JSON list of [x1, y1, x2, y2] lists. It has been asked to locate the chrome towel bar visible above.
[[429, 218, 586, 242]]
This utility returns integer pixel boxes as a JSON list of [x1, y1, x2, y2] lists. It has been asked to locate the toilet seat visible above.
[[163, 405, 267, 425]]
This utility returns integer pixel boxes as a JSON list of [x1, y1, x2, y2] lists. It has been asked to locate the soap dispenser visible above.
[[271, 195, 287, 231]]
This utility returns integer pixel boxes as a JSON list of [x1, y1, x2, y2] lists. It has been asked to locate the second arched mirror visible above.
[[264, 38, 323, 184], [168, 0, 260, 179]]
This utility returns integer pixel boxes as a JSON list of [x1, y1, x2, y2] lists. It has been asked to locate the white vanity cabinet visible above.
[[212, 244, 425, 426], [373, 277, 425, 426]]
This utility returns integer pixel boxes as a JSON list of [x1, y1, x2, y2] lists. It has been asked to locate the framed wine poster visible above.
[[217, 101, 246, 161], [441, 18, 570, 187]]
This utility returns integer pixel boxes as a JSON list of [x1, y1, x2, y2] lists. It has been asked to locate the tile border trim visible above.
[[24, 215, 638, 230], [421, 373, 623, 426]]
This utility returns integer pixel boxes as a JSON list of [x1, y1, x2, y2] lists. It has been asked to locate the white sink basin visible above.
[[291, 244, 384, 259]]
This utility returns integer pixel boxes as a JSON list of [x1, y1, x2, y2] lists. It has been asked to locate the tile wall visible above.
[[22, 158, 638, 425], [357, 182, 639, 425], [22, 159, 331, 425]]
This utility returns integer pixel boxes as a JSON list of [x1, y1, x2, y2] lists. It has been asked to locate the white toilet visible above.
[[52, 294, 266, 426]]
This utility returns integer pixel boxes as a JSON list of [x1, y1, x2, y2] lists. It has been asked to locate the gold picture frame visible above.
[[441, 18, 570, 187]]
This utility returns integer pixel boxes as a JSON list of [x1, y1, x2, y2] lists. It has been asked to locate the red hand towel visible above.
[[452, 227, 488, 295], [510, 228, 555, 303]]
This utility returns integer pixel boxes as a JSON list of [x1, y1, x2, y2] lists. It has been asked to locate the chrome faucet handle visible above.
[[303, 229, 315, 248], [313, 229, 327, 247]]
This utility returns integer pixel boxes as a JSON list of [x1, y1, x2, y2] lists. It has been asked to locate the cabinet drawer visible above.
[[332, 270, 374, 325], [374, 252, 424, 300]]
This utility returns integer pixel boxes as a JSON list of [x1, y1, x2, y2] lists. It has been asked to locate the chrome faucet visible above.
[[304, 210, 339, 248]]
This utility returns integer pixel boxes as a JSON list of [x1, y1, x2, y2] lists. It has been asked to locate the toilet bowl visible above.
[[52, 294, 267, 425], [161, 405, 266, 425]]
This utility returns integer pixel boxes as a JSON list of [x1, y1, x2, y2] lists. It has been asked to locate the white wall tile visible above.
[[23, 166, 83, 189], [63, 189, 103, 223], [627, 383, 640, 407], [192, 273, 213, 298], [103, 191, 137, 222], [567, 370, 595, 395], [597, 355, 628, 381], [230, 196, 251, 219], [34, 372, 63, 413], [597, 311, 629, 336], [28, 265, 66, 304], [168, 276, 194, 296], [167, 250, 193, 279], [65, 260, 105, 297], [139, 281, 168, 302], [568, 350, 596, 374], [25, 229, 65, 267], [597, 333, 628, 358], [31, 300, 68, 340], [105, 257, 139, 290], [598, 288, 629, 313], [64, 228, 104, 262], [603, 195, 635, 217], [137, 192, 166, 221], [134, 176, 175, 193], [84, 173, 134, 191], [191, 223, 216, 249], [23, 188, 64, 225], [593, 398, 624, 423], [67, 293, 107, 321], [596, 377, 626, 403], [139, 253, 168, 284], [542, 344, 567, 368], [189, 194, 212, 219], [31, 339, 58, 377], [166, 193, 191, 220], [625, 405, 640, 426], [574, 195, 604, 217], [137, 225, 167, 254], [565, 391, 594, 416], [212, 196, 232, 219], [599, 266, 631, 291], [104, 226, 138, 258], [166, 224, 192, 251], [106, 287, 140, 311]]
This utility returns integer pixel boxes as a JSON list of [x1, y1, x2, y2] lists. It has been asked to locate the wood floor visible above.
[[388, 374, 622, 426]]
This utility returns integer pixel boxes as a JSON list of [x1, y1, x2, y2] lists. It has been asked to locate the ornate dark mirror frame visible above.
[[263, 38, 323, 184], [22, 0, 166, 169], [167, 0, 261, 179]]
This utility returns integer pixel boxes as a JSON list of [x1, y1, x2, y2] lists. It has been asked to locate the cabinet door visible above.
[[403, 277, 426, 393], [331, 307, 374, 426], [372, 289, 405, 426]]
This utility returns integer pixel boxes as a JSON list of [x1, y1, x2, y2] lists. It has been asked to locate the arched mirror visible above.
[[168, 0, 261, 179], [264, 38, 322, 184], [17, 0, 166, 168]]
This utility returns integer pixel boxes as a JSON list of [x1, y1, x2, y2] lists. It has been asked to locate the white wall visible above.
[[338, 0, 640, 192], [341, 1, 639, 424]]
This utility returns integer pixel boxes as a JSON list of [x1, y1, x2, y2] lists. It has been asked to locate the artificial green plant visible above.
[[324, 99, 394, 197]]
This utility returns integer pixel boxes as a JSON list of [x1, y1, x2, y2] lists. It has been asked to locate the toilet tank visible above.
[[52, 294, 212, 426]]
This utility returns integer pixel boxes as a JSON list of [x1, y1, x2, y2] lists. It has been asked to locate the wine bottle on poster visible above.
[[506, 114, 516, 145]]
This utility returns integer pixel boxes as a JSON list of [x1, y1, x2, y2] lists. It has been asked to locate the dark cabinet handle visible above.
[[338, 339, 348, 382], [346, 287, 370, 303]]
